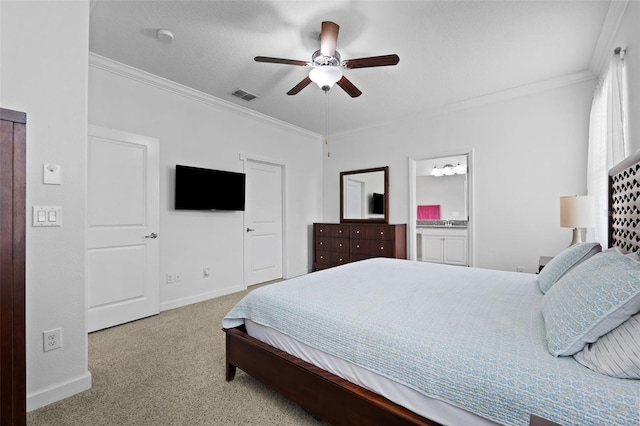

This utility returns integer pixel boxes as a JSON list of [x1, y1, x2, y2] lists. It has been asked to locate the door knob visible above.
[[145, 232, 158, 239], [247, 228, 255, 232]]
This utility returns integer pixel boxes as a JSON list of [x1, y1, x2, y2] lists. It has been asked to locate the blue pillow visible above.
[[537, 242, 601, 294], [542, 248, 640, 356]]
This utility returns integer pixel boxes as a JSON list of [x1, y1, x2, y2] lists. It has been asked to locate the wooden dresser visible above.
[[313, 223, 407, 271]]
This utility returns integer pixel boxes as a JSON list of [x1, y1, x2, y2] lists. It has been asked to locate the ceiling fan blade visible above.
[[336, 76, 362, 98], [254, 56, 309, 67], [343, 54, 400, 69], [287, 76, 313, 95], [320, 21, 340, 57]]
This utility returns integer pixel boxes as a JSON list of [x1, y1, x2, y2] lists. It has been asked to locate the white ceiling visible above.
[[89, 1, 611, 136]]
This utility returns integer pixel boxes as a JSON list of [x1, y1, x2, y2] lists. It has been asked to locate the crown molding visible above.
[[88, 53, 322, 140], [335, 69, 597, 138], [589, 0, 629, 77]]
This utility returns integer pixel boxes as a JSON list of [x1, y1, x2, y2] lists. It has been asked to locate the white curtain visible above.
[[586, 54, 628, 247]]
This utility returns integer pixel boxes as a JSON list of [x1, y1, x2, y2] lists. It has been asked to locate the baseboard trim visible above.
[[27, 371, 92, 412], [160, 285, 246, 312]]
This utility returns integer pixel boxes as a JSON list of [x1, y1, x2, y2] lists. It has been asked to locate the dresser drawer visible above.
[[316, 236, 349, 253], [351, 239, 394, 257], [350, 225, 395, 241], [315, 250, 350, 266], [315, 223, 350, 238]]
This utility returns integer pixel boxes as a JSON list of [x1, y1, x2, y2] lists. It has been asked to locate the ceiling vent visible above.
[[231, 89, 258, 101]]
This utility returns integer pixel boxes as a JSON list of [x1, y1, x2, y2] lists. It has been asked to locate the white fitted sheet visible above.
[[245, 319, 499, 426]]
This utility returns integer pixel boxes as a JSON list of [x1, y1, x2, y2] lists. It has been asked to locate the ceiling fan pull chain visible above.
[[325, 91, 331, 158]]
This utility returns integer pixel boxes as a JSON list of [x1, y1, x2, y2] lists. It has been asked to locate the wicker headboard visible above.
[[608, 149, 640, 253]]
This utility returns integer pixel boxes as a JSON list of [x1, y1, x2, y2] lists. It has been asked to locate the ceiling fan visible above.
[[255, 21, 399, 98]]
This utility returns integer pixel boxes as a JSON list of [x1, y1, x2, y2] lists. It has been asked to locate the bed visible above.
[[222, 150, 640, 426]]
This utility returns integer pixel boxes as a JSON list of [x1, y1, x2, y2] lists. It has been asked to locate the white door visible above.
[[87, 125, 159, 332], [244, 160, 283, 286]]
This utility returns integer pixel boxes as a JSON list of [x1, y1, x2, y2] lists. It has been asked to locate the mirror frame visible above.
[[340, 166, 389, 223]]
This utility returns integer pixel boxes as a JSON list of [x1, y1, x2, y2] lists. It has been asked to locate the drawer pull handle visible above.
[[339, 230, 343, 233], [339, 258, 343, 262], [320, 255, 324, 259], [356, 230, 360, 234], [339, 243, 343, 247], [319, 242, 323, 245], [356, 244, 360, 248], [380, 246, 384, 250], [380, 231, 384, 235], [319, 229, 323, 232]]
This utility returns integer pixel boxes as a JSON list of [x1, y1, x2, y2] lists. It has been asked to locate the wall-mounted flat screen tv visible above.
[[175, 165, 245, 211]]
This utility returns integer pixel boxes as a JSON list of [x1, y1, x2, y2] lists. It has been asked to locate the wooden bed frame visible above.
[[224, 325, 439, 425], [224, 149, 640, 426]]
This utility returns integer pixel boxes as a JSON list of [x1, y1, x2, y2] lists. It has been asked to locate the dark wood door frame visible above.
[[0, 107, 26, 426]]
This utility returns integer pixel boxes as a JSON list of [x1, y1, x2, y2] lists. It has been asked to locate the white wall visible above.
[[325, 79, 596, 273], [0, 0, 92, 411], [88, 57, 323, 311]]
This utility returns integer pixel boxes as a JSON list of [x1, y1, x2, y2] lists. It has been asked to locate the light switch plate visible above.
[[32, 206, 62, 227]]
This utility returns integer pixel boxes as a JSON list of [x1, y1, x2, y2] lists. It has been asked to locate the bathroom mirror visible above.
[[340, 166, 389, 223]]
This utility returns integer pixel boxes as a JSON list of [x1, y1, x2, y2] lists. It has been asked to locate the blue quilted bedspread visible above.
[[223, 258, 640, 426]]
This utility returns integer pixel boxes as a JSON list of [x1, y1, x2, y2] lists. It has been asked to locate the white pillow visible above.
[[574, 314, 640, 379]]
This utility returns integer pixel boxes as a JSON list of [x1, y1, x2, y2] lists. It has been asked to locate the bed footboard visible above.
[[223, 326, 440, 426]]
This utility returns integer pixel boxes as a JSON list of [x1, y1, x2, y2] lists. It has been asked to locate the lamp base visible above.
[[569, 228, 583, 246]]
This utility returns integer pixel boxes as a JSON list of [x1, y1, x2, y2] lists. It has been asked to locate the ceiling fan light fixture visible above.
[[309, 66, 343, 91]]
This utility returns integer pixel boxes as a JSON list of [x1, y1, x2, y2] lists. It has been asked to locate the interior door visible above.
[[244, 160, 283, 286], [87, 125, 159, 332], [345, 178, 364, 219]]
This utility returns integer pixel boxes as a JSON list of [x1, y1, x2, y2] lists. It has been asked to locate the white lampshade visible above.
[[560, 195, 596, 228], [309, 66, 343, 90]]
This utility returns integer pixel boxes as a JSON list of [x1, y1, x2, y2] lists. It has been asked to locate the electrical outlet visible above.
[[175, 272, 182, 282], [43, 328, 62, 352], [516, 266, 525, 273], [203, 267, 210, 278], [166, 272, 175, 284]]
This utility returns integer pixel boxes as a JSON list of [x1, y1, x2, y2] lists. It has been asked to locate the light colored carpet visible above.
[[27, 285, 323, 426]]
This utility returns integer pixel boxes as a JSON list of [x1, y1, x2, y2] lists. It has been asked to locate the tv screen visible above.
[[372, 192, 384, 214], [175, 165, 245, 211]]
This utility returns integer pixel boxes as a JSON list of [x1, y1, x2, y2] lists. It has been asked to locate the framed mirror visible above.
[[340, 166, 389, 223]]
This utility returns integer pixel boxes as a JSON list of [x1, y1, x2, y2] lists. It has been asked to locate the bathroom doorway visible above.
[[408, 152, 473, 265]]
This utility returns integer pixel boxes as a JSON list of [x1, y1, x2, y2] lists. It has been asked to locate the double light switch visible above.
[[32, 206, 62, 227]]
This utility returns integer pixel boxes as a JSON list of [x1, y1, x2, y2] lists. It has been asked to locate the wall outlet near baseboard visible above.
[[203, 267, 210, 278], [166, 272, 175, 284], [516, 266, 525, 273], [43, 328, 62, 352]]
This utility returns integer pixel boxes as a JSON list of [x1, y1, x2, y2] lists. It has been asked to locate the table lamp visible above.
[[560, 195, 596, 246]]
